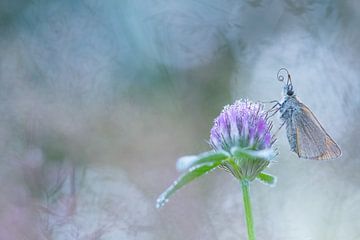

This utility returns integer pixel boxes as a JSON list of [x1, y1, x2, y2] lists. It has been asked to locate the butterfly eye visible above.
[[287, 89, 294, 96]]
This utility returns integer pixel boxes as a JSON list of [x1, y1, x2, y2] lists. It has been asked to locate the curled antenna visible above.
[[277, 68, 293, 91]]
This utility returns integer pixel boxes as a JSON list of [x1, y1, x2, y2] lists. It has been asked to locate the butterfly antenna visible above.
[[277, 68, 293, 91]]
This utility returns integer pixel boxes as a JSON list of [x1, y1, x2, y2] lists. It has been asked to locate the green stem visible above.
[[241, 179, 255, 240]]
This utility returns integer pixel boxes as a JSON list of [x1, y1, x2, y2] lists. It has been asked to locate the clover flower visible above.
[[210, 100, 272, 152], [157, 99, 277, 240], [209, 99, 275, 180]]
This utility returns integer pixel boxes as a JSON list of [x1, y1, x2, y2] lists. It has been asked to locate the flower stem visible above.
[[241, 179, 255, 240]]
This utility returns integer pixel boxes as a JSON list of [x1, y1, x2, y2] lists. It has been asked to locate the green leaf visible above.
[[176, 151, 229, 172], [230, 146, 275, 161], [256, 172, 277, 187], [156, 160, 223, 208]]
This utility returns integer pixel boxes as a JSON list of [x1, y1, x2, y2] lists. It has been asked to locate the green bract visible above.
[[156, 146, 276, 208], [156, 151, 229, 208]]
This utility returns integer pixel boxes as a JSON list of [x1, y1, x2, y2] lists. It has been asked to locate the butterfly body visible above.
[[277, 69, 341, 160], [280, 95, 301, 153]]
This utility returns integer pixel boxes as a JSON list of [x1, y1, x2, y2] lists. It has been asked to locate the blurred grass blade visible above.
[[156, 160, 224, 208], [176, 151, 229, 172], [256, 172, 277, 187], [230, 146, 275, 161]]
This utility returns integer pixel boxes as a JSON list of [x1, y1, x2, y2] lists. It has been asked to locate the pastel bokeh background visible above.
[[0, 1, 359, 239]]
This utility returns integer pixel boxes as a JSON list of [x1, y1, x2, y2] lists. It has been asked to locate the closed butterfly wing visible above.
[[291, 103, 341, 160]]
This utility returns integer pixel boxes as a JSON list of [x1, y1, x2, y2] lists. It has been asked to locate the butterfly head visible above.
[[285, 83, 294, 96]]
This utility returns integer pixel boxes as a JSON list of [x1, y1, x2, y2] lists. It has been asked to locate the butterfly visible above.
[[270, 68, 341, 160]]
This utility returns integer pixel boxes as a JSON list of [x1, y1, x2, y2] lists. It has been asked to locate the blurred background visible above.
[[0, 0, 359, 239]]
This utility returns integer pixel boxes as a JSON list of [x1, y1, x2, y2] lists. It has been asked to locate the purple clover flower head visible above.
[[210, 99, 275, 180], [210, 99, 272, 152]]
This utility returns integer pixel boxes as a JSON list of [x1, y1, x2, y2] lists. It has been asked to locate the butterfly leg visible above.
[[273, 120, 286, 136], [266, 107, 281, 119], [261, 100, 281, 104], [265, 101, 281, 119]]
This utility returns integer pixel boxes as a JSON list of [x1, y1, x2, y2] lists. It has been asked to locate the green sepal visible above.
[[229, 146, 276, 181], [256, 172, 277, 187]]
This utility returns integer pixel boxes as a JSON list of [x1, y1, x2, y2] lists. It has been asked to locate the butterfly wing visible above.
[[291, 103, 341, 160]]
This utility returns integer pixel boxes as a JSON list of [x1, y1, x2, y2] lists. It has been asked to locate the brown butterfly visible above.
[[272, 68, 341, 160]]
